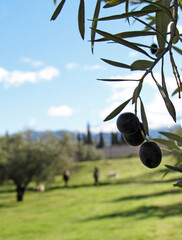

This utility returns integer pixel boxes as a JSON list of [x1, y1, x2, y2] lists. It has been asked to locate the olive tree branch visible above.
[[132, 0, 180, 104]]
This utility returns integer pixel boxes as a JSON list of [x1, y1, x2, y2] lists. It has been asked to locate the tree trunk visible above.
[[16, 185, 25, 202]]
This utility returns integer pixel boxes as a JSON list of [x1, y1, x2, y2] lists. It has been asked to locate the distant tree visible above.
[[85, 123, 93, 145], [0, 132, 76, 202], [111, 132, 119, 145], [97, 132, 105, 148], [77, 133, 82, 142], [119, 133, 127, 145], [77, 141, 104, 161]]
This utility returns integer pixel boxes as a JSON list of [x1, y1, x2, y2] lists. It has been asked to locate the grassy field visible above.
[[1, 156, 182, 240]]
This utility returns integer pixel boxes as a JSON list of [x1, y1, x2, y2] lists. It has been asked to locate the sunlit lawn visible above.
[[1, 156, 182, 240]]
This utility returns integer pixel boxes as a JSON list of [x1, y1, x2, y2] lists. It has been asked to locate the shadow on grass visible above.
[[82, 202, 182, 221], [46, 177, 181, 191], [111, 189, 182, 202]]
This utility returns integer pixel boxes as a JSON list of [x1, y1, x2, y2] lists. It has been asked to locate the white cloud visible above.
[[38, 67, 59, 81], [21, 57, 44, 67], [65, 62, 79, 70], [107, 88, 134, 103], [129, 51, 138, 57], [29, 118, 36, 127], [92, 122, 117, 133], [48, 105, 73, 117], [32, 61, 44, 67], [0, 67, 9, 82], [65, 62, 106, 71], [0, 66, 60, 87]]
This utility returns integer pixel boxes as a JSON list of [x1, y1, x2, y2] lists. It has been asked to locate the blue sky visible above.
[[0, 0, 182, 135]]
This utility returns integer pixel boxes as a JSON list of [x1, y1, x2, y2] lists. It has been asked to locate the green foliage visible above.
[[84, 123, 93, 145], [51, 0, 182, 136], [0, 131, 77, 201], [77, 142, 104, 161], [97, 132, 105, 148], [152, 127, 182, 186]]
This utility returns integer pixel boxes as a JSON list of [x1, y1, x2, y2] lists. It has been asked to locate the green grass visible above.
[[1, 156, 182, 240]]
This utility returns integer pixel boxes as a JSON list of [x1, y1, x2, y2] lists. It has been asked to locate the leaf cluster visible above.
[[153, 130, 182, 181], [51, 0, 182, 138]]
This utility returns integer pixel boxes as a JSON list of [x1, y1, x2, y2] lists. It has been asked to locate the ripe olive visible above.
[[139, 141, 162, 168], [123, 122, 145, 146], [150, 43, 158, 54], [116, 112, 140, 135]]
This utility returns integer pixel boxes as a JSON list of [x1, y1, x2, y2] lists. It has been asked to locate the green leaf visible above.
[[154, 80, 176, 122], [125, 0, 129, 14], [173, 27, 180, 44], [152, 138, 180, 150], [104, 98, 132, 121], [51, 0, 66, 21], [161, 57, 169, 97], [140, 98, 149, 135], [172, 84, 182, 96], [101, 58, 131, 69], [159, 131, 182, 144], [96, 9, 159, 21], [132, 81, 143, 104], [103, 0, 125, 8], [133, 17, 166, 44], [156, 0, 171, 49], [91, 0, 101, 53], [114, 31, 156, 38], [92, 28, 152, 58], [78, 0, 85, 40], [172, 46, 182, 55], [131, 60, 153, 71], [143, 0, 172, 19], [165, 164, 182, 173], [94, 31, 156, 43], [97, 78, 139, 82]]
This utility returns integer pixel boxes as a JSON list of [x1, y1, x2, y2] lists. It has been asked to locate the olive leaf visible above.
[[152, 138, 180, 150], [97, 78, 139, 82], [172, 84, 182, 96], [159, 131, 182, 144], [132, 81, 143, 104], [78, 0, 85, 40], [140, 98, 149, 135], [143, 0, 172, 18], [91, 0, 101, 53], [172, 46, 182, 55], [131, 60, 153, 71], [103, 0, 125, 8], [156, 0, 171, 49], [101, 58, 131, 69], [51, 0, 66, 20], [94, 31, 156, 42], [96, 9, 159, 21], [173, 27, 180, 44], [92, 28, 152, 58], [161, 58, 169, 97], [165, 164, 182, 173], [104, 98, 132, 121], [154, 79, 176, 122]]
